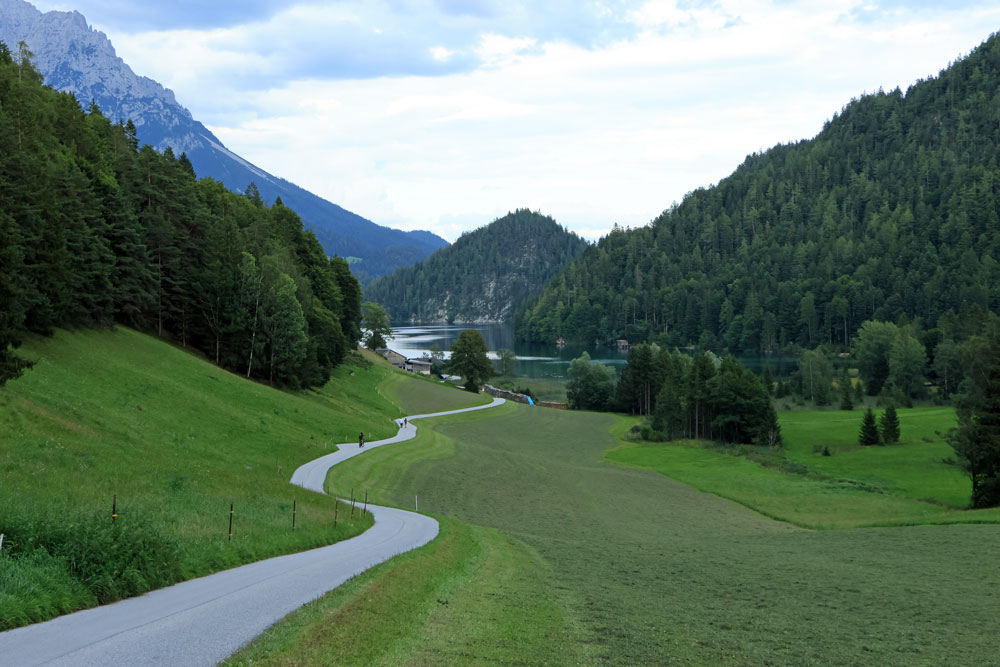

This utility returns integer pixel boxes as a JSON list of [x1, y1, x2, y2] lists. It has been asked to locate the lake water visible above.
[[388, 323, 630, 380], [387, 322, 801, 380]]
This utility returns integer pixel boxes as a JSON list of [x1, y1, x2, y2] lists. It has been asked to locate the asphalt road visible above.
[[0, 397, 504, 666]]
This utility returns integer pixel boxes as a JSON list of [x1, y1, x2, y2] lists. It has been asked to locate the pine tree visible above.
[[859, 408, 882, 446], [880, 405, 900, 443], [949, 337, 1000, 508], [839, 368, 854, 410]]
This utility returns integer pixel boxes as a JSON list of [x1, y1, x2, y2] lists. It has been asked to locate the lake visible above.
[[388, 322, 803, 382], [387, 323, 630, 381]]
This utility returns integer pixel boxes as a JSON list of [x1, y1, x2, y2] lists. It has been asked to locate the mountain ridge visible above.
[[366, 209, 589, 323], [516, 31, 1000, 350], [0, 0, 446, 279]]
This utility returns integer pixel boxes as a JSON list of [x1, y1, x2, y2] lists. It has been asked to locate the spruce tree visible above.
[[839, 368, 854, 410], [949, 337, 1000, 508], [880, 405, 900, 444], [859, 408, 882, 446]]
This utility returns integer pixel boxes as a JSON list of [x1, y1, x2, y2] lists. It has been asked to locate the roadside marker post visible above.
[[112, 494, 117, 524], [292, 498, 296, 531], [363, 491, 368, 518], [228, 500, 234, 542], [334, 499, 339, 528]]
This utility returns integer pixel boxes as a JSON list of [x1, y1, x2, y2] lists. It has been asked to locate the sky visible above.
[[30, 0, 1000, 242]]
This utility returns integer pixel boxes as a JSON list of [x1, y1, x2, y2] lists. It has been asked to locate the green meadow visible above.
[[0, 328, 394, 629], [5, 331, 999, 664], [231, 397, 1000, 666], [607, 407, 1000, 529], [780, 407, 969, 507]]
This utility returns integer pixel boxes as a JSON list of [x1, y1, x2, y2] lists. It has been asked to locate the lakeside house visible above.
[[377, 348, 433, 375], [376, 348, 407, 369], [407, 359, 433, 375]]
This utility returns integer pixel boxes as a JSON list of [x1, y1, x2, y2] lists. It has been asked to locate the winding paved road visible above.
[[0, 397, 505, 666]]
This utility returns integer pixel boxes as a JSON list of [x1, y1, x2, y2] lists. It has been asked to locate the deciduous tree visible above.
[[449, 329, 493, 392]]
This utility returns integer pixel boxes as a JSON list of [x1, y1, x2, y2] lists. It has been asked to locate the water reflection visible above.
[[386, 322, 800, 380], [388, 322, 629, 379]]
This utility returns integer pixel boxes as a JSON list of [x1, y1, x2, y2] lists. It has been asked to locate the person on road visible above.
[[359, 431, 364, 448]]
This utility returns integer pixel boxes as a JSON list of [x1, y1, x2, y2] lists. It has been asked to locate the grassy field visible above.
[[607, 407, 1000, 528], [235, 399, 1000, 665], [780, 407, 970, 507], [9, 333, 999, 663], [379, 370, 492, 415], [0, 328, 395, 629], [226, 515, 586, 666], [490, 374, 568, 403]]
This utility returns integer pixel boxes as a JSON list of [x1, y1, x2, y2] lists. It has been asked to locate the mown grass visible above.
[[0, 328, 392, 629], [780, 407, 970, 506], [608, 408, 1000, 528], [379, 370, 492, 415], [225, 515, 585, 666], [490, 374, 568, 403], [241, 397, 1000, 665]]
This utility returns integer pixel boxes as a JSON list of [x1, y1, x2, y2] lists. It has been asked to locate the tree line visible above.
[[516, 32, 1000, 353], [0, 42, 361, 388], [568, 345, 780, 447]]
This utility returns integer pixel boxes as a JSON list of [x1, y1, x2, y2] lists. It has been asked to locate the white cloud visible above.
[[76, 1, 1000, 241], [430, 45, 455, 61]]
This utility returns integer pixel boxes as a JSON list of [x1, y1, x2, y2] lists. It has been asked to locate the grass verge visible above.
[[224, 516, 583, 666]]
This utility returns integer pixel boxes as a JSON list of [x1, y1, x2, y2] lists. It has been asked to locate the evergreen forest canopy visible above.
[[0, 42, 362, 388], [516, 32, 1000, 353], [365, 209, 589, 323]]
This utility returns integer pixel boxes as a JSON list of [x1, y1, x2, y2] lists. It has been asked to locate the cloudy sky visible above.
[[30, 0, 1000, 241]]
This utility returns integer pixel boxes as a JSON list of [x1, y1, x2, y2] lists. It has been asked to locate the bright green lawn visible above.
[[780, 407, 970, 507], [238, 399, 1000, 665], [608, 410, 1000, 528], [0, 328, 394, 628]]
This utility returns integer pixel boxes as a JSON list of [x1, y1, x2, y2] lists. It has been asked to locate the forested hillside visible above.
[[517, 33, 1000, 351], [0, 0, 447, 280], [365, 209, 588, 322], [0, 42, 361, 388]]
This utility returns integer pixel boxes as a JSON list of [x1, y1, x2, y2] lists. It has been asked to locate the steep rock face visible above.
[[0, 0, 446, 279]]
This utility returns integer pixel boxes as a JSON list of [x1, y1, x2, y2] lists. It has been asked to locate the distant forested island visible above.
[[365, 209, 588, 323], [516, 32, 1000, 354], [0, 42, 361, 388]]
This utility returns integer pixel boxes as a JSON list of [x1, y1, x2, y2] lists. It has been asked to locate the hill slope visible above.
[[517, 32, 1000, 350], [365, 209, 589, 323], [0, 327, 398, 630], [0, 0, 447, 279]]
